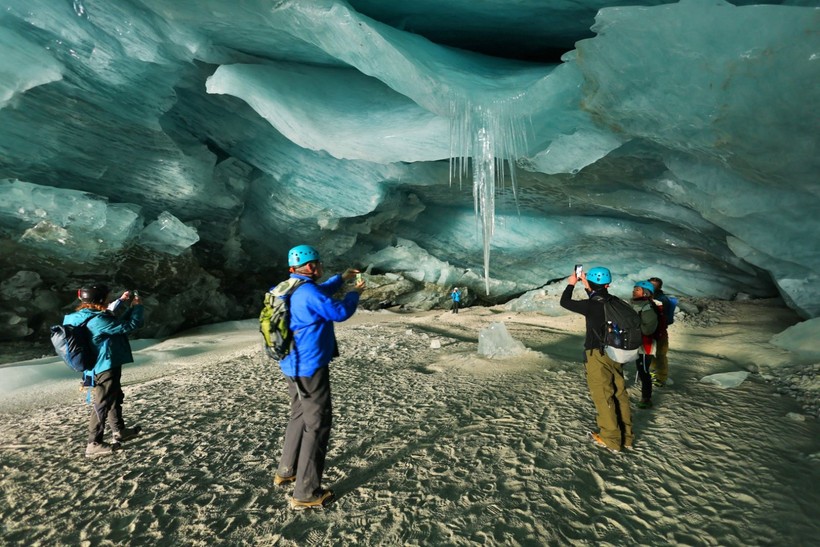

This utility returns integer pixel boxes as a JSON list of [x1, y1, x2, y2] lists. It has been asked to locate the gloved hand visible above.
[[264, 345, 277, 360]]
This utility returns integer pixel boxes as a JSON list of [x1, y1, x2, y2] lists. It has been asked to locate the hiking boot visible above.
[[85, 441, 117, 458], [637, 399, 653, 409], [273, 473, 296, 487], [290, 489, 335, 510], [113, 426, 142, 443], [589, 432, 621, 453]]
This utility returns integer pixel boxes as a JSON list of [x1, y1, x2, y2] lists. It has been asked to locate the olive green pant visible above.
[[652, 337, 670, 383], [584, 349, 633, 450]]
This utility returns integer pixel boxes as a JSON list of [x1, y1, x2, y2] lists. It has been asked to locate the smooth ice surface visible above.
[[0, 179, 143, 262], [138, 211, 200, 256], [770, 318, 820, 361], [701, 371, 751, 388], [206, 63, 451, 163], [477, 322, 528, 358], [0, 0, 818, 342]]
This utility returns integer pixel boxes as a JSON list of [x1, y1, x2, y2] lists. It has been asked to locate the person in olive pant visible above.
[[648, 277, 672, 386], [559, 266, 634, 452]]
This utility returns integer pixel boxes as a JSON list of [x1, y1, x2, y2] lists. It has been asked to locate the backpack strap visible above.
[[283, 280, 309, 335], [78, 310, 108, 330], [80, 313, 100, 404], [286, 279, 308, 296], [648, 299, 667, 336], [589, 294, 610, 353], [79, 314, 96, 328], [85, 372, 94, 404]]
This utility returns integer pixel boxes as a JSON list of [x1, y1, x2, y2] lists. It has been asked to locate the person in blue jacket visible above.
[[451, 287, 462, 314], [274, 245, 364, 509], [63, 284, 144, 458]]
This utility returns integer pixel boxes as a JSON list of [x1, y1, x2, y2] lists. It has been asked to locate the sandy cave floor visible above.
[[0, 301, 818, 546]]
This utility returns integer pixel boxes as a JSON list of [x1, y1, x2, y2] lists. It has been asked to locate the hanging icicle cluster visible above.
[[449, 100, 529, 295]]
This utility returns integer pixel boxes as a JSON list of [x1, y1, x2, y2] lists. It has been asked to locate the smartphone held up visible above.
[[574, 264, 583, 277]]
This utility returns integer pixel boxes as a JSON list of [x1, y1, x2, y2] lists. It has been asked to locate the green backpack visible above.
[[259, 278, 307, 360]]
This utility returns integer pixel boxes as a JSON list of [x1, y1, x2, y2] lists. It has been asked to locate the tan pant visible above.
[[652, 337, 669, 383], [585, 349, 633, 450]]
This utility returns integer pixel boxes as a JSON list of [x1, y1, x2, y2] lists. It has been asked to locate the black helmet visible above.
[[78, 284, 110, 304]]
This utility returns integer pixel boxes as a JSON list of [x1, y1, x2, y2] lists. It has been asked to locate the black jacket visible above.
[[559, 284, 607, 350]]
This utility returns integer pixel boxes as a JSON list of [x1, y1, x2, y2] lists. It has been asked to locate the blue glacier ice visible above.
[[478, 322, 528, 358], [138, 211, 199, 256], [0, 0, 817, 343]]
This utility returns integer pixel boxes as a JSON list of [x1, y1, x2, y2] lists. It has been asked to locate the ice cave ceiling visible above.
[[0, 0, 818, 340]]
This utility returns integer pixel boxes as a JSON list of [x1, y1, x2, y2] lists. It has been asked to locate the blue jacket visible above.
[[280, 273, 360, 378], [63, 305, 144, 376]]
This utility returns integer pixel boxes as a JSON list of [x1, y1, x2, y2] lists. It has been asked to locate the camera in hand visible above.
[[574, 264, 583, 277]]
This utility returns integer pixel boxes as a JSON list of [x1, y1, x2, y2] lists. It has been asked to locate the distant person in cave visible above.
[[451, 287, 462, 314], [559, 266, 634, 452], [273, 244, 365, 510], [648, 277, 673, 387], [630, 281, 664, 409], [63, 285, 144, 458]]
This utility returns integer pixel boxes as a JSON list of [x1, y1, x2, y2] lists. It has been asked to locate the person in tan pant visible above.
[[560, 266, 634, 452], [648, 277, 672, 386], [584, 348, 634, 450]]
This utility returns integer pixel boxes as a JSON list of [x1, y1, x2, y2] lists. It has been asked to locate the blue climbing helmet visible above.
[[586, 267, 611, 285], [634, 280, 655, 295], [288, 245, 320, 267]]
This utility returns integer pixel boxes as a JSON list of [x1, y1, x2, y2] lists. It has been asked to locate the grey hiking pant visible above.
[[88, 368, 125, 444], [277, 366, 332, 500]]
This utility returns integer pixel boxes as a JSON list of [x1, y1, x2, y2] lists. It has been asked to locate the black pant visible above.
[[452, 301, 459, 313], [88, 369, 125, 443], [635, 354, 653, 401], [278, 366, 332, 500]]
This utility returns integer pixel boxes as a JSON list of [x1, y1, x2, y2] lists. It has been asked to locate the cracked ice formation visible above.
[[0, 0, 817, 344]]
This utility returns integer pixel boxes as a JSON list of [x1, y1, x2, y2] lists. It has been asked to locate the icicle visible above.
[[449, 100, 527, 295]]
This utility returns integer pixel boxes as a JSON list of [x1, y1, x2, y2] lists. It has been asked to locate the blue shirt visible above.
[[279, 274, 360, 377]]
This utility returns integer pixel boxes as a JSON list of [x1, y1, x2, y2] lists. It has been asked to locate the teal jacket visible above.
[[63, 305, 144, 376]]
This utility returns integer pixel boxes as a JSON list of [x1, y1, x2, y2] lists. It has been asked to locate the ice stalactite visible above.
[[449, 101, 528, 295]]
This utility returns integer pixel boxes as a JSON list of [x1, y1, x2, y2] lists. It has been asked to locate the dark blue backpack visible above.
[[50, 314, 98, 373], [663, 296, 678, 325]]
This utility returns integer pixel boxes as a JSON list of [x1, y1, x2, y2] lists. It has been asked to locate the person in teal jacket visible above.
[[274, 245, 364, 509], [63, 284, 144, 458], [451, 287, 462, 314]]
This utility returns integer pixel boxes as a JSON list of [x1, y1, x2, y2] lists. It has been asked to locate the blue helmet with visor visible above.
[[288, 245, 320, 267], [586, 267, 612, 285]]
